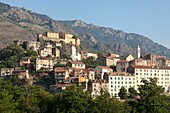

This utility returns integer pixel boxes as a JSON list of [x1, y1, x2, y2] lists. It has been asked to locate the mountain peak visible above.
[[72, 19, 87, 27], [0, 2, 170, 57]]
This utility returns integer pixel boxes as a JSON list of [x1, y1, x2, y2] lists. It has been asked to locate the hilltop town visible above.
[[0, 31, 170, 99]]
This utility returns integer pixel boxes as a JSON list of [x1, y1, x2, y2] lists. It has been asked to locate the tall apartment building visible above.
[[128, 65, 170, 92], [104, 72, 135, 97]]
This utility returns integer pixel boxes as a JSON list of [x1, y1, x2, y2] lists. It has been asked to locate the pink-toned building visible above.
[[66, 61, 86, 69], [54, 67, 70, 84]]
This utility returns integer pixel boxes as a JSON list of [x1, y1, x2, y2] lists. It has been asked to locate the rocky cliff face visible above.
[[60, 20, 170, 57], [0, 2, 170, 57]]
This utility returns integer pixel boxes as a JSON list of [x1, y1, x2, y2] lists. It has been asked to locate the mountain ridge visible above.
[[0, 2, 170, 57]]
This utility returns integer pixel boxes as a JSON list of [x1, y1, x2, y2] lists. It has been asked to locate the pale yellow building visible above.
[[46, 32, 59, 38], [129, 58, 148, 66], [37, 32, 80, 46], [36, 58, 53, 71], [88, 80, 109, 97], [20, 57, 31, 66], [0, 68, 14, 76], [125, 54, 134, 61]]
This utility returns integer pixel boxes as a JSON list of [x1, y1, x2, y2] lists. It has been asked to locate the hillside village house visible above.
[[0, 68, 14, 76], [52, 47, 60, 58], [23, 40, 40, 51], [20, 57, 31, 66], [36, 58, 53, 71], [60, 44, 81, 61], [59, 32, 80, 46], [165, 59, 170, 67], [39, 43, 53, 57], [12, 70, 30, 79], [116, 60, 129, 72], [95, 66, 113, 80], [88, 80, 109, 97], [66, 61, 86, 69], [129, 58, 148, 66], [54, 68, 70, 84], [125, 54, 134, 61], [81, 68, 95, 80], [143, 53, 157, 66], [79, 50, 98, 60], [98, 53, 120, 66]]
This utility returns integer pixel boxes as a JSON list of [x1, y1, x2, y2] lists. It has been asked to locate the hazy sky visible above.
[[1, 0, 170, 48]]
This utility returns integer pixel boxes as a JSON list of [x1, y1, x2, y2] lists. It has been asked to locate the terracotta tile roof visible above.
[[54, 67, 69, 72], [50, 84, 70, 88], [108, 72, 133, 76], [20, 57, 30, 60], [97, 66, 112, 70], [37, 57, 52, 60], [117, 60, 128, 63], [70, 61, 85, 65]]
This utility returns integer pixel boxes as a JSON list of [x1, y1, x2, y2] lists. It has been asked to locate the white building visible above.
[[71, 45, 81, 61], [104, 72, 135, 97], [131, 65, 170, 92]]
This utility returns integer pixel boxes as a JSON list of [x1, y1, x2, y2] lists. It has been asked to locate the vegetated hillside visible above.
[[0, 2, 170, 57], [0, 16, 35, 48], [0, 2, 75, 48], [60, 20, 170, 57]]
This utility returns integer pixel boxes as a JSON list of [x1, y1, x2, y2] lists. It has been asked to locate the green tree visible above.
[[90, 92, 117, 113], [82, 56, 99, 68], [25, 50, 38, 61], [89, 92, 131, 113], [50, 84, 91, 113], [134, 78, 168, 113], [128, 87, 138, 98], [0, 90, 16, 112], [0, 44, 25, 68], [72, 35, 78, 40], [118, 86, 128, 99], [53, 62, 66, 68]]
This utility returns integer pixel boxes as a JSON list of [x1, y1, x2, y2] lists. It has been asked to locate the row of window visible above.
[[135, 69, 170, 73], [136, 73, 169, 76], [110, 81, 135, 85], [110, 77, 135, 80]]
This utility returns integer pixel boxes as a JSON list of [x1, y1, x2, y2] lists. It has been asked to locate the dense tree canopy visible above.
[[118, 86, 128, 99], [0, 44, 38, 68], [130, 78, 169, 113], [128, 87, 138, 98], [82, 56, 99, 68], [0, 78, 169, 113]]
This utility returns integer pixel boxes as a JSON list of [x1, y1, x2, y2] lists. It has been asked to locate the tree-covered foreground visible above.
[[0, 78, 169, 113]]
